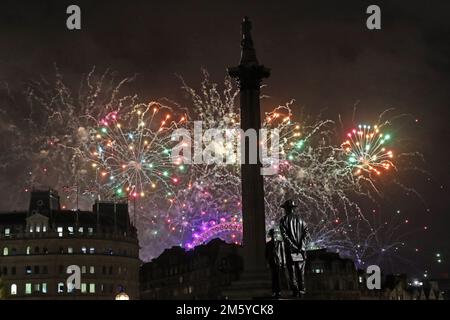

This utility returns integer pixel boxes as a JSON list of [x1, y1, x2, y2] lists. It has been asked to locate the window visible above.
[[81, 266, 86, 274], [42, 283, 47, 293], [43, 247, 48, 254], [89, 283, 95, 293], [42, 225, 47, 232], [2, 267, 7, 276], [78, 227, 84, 233], [26, 266, 32, 274], [102, 266, 106, 274], [36, 225, 41, 233], [109, 266, 113, 275], [59, 247, 64, 254], [57, 227, 63, 237], [88, 227, 93, 235], [68, 247, 73, 254], [25, 283, 32, 294], [81, 247, 87, 254], [3, 247, 8, 256], [29, 226, 34, 233], [42, 266, 48, 274], [81, 283, 87, 293], [68, 226, 74, 234], [11, 248, 16, 255], [34, 246, 39, 253], [67, 284, 74, 293], [34, 283, 40, 293], [4, 228, 10, 237], [11, 266, 16, 275], [10, 284, 17, 295], [26, 246, 31, 255], [58, 283, 64, 293], [314, 268, 323, 274], [89, 266, 95, 274], [89, 247, 95, 254], [34, 266, 40, 274]]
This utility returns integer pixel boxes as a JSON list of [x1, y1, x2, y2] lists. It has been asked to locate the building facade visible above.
[[140, 238, 243, 299], [140, 241, 362, 299], [0, 189, 140, 299], [304, 249, 360, 299]]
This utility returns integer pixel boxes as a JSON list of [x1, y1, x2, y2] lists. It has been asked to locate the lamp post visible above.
[[115, 286, 130, 300]]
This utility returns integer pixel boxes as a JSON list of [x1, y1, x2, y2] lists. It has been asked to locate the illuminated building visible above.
[[0, 189, 140, 299]]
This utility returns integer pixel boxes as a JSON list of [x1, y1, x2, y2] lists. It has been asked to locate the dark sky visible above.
[[0, 0, 449, 276]]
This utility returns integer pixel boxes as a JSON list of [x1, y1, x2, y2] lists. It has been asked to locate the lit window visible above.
[[88, 227, 93, 235], [89, 283, 95, 293], [68, 226, 74, 235], [29, 226, 34, 233], [34, 283, 40, 292], [81, 283, 87, 293], [42, 283, 47, 293], [68, 247, 73, 254], [81, 266, 86, 274], [67, 284, 74, 293], [26, 246, 31, 255], [58, 283, 64, 293], [89, 248, 95, 254], [81, 247, 87, 254], [10, 284, 17, 295], [42, 225, 47, 232], [57, 227, 63, 237], [26, 266, 32, 274], [78, 227, 84, 233], [359, 276, 363, 283], [25, 283, 32, 294], [4, 228, 10, 237], [89, 266, 95, 274], [36, 225, 41, 233], [2, 247, 8, 256]]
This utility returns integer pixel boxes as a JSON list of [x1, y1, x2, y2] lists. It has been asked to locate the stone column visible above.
[[228, 16, 270, 276]]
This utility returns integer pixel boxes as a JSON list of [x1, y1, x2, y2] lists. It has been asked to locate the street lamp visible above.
[[115, 286, 130, 300]]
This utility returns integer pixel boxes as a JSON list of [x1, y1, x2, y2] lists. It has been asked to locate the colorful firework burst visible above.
[[89, 103, 187, 201], [342, 124, 394, 176]]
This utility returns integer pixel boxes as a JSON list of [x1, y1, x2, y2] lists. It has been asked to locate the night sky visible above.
[[0, 0, 449, 277]]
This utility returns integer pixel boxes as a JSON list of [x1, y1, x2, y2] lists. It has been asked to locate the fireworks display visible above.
[[0, 69, 428, 270], [89, 103, 186, 201], [342, 124, 394, 177]]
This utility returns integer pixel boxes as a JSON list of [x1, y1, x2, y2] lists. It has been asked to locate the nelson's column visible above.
[[225, 17, 271, 298]]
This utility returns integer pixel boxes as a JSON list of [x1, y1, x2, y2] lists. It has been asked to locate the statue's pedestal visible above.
[[222, 268, 272, 299]]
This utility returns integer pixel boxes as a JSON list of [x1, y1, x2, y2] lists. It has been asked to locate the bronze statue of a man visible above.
[[265, 228, 286, 298], [279, 200, 309, 297]]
